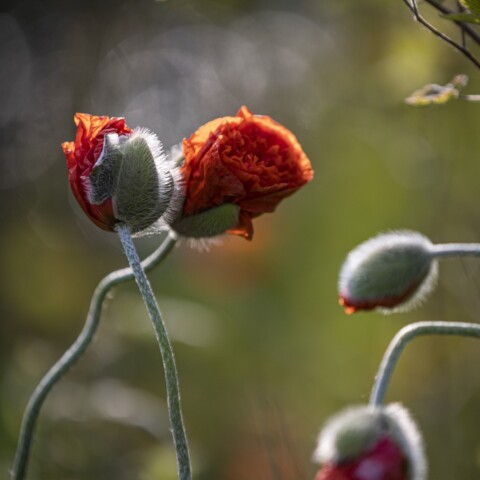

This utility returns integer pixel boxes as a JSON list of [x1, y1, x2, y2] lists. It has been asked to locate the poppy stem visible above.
[[115, 223, 191, 480], [370, 321, 480, 406], [430, 243, 480, 257], [11, 232, 177, 480]]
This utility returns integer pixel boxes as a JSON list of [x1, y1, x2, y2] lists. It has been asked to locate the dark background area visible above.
[[2, 0, 480, 478]]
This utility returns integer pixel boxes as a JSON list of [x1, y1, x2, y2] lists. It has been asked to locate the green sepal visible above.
[[172, 203, 241, 238]]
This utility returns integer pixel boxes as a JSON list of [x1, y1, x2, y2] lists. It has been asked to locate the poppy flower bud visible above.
[[313, 404, 427, 480], [338, 231, 438, 314], [62, 113, 182, 235], [168, 106, 314, 240]]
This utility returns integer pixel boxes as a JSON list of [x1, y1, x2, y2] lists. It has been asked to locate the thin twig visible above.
[[461, 93, 480, 100], [456, 0, 467, 47], [403, 0, 480, 69]]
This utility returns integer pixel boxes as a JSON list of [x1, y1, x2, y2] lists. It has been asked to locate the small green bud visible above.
[[339, 231, 438, 314]]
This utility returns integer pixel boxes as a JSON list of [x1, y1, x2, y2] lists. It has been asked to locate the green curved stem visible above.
[[370, 321, 480, 406], [430, 243, 480, 258], [115, 224, 191, 480], [12, 231, 178, 480]]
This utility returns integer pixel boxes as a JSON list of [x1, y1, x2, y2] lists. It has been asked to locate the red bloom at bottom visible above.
[[313, 404, 426, 480], [316, 436, 406, 480], [316, 464, 351, 480]]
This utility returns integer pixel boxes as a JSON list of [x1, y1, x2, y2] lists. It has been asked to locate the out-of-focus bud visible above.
[[338, 231, 438, 314], [313, 404, 427, 480], [62, 114, 182, 235]]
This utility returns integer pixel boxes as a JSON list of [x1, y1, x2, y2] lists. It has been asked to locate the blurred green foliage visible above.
[[2, 0, 480, 479]]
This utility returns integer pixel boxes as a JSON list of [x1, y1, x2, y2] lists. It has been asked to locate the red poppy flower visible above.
[[62, 113, 132, 231], [313, 404, 426, 480], [180, 106, 313, 240]]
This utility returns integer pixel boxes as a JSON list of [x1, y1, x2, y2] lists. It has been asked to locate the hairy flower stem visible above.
[[430, 243, 480, 258], [12, 232, 177, 480], [370, 321, 480, 406], [116, 223, 191, 480]]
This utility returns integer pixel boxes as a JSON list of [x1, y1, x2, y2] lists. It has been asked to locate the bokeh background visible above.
[[2, 0, 480, 478]]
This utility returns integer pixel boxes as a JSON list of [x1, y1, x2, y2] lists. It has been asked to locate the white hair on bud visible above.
[[161, 144, 244, 248], [167, 142, 185, 168], [162, 142, 186, 225], [150, 143, 233, 249], [313, 403, 427, 480], [131, 132, 185, 237], [182, 235, 225, 252], [385, 403, 427, 480], [338, 230, 438, 314]]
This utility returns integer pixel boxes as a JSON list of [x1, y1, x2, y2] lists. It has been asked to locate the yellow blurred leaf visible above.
[[405, 75, 468, 106], [459, 0, 480, 15]]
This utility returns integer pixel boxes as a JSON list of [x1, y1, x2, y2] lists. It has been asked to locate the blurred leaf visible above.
[[405, 75, 468, 106], [441, 12, 480, 24], [459, 0, 480, 15]]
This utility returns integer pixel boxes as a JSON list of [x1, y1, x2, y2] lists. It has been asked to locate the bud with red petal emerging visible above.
[[338, 231, 438, 314], [313, 404, 427, 480], [62, 113, 182, 235]]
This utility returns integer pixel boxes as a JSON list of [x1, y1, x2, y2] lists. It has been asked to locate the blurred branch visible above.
[[424, 0, 480, 45], [455, 0, 467, 47], [403, 0, 480, 69]]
